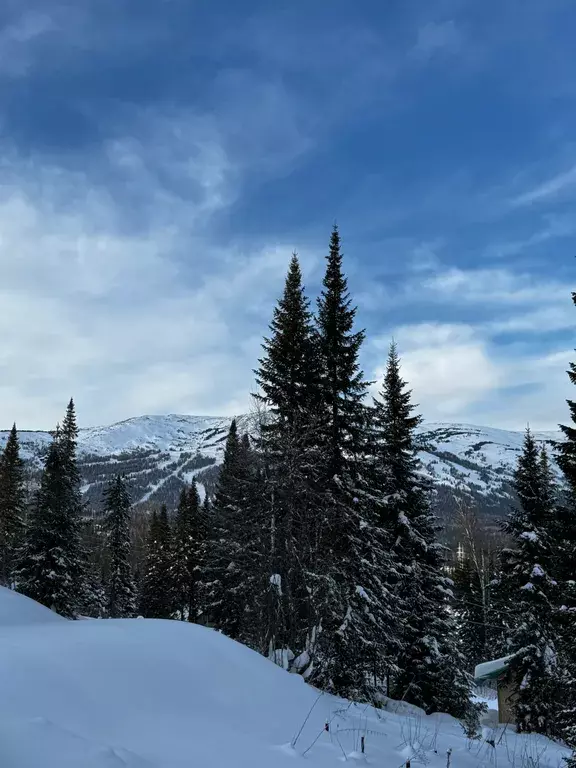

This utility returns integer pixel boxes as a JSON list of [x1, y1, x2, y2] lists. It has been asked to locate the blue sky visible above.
[[0, 0, 574, 430]]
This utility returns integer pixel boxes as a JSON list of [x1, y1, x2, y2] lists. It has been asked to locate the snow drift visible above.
[[0, 588, 569, 767], [0, 584, 66, 627]]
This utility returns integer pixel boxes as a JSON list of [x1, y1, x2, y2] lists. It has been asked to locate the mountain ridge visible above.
[[0, 414, 561, 531]]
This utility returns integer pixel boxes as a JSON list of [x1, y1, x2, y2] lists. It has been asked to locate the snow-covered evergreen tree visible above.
[[373, 344, 472, 717], [140, 506, 173, 619], [103, 475, 136, 618], [310, 225, 394, 702], [555, 289, 576, 746], [0, 424, 25, 586], [173, 482, 203, 622], [80, 563, 107, 618], [203, 419, 241, 635], [499, 428, 560, 735], [558, 292, 576, 493], [203, 421, 262, 643], [17, 427, 85, 618], [254, 252, 326, 668], [453, 554, 488, 671], [255, 253, 322, 425]]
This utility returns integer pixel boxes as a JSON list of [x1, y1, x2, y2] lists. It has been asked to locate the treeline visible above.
[[0, 228, 575, 754]]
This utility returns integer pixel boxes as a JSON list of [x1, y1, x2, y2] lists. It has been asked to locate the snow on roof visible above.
[[474, 655, 512, 681]]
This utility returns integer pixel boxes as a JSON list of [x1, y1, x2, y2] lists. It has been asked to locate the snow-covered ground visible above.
[[0, 584, 66, 627], [0, 588, 569, 768]]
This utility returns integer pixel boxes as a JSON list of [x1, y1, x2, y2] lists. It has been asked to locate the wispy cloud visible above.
[[484, 215, 576, 259], [0, 10, 56, 76], [511, 162, 576, 206], [486, 305, 575, 334], [421, 267, 567, 305], [0, 121, 315, 429]]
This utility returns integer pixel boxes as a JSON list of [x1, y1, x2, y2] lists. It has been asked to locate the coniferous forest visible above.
[[0, 227, 575, 752]]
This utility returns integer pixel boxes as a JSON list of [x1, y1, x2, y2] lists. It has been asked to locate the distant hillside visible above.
[[1, 416, 560, 534]]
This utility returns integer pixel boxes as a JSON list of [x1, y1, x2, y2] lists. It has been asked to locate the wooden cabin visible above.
[[474, 656, 517, 725]]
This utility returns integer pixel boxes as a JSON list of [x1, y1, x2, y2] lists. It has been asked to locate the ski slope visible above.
[[0, 589, 569, 768], [0, 415, 561, 509]]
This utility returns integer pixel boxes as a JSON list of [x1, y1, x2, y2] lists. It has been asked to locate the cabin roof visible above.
[[474, 655, 512, 682]]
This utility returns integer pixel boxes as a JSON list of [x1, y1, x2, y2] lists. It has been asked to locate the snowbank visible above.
[[0, 600, 569, 768], [0, 585, 66, 627]]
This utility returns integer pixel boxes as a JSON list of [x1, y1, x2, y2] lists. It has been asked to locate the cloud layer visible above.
[[0, 0, 574, 431]]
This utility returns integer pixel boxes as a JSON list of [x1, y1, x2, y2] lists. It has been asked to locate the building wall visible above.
[[498, 680, 517, 724]]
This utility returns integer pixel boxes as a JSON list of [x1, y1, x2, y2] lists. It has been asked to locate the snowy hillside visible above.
[[0, 588, 569, 768], [418, 423, 560, 497], [0, 415, 560, 520], [0, 585, 66, 628]]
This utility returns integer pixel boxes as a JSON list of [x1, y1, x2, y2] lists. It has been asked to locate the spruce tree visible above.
[[199, 490, 213, 628], [310, 225, 394, 702], [558, 291, 576, 494], [0, 424, 25, 587], [103, 475, 136, 618], [203, 420, 263, 645], [555, 290, 576, 746], [140, 506, 173, 619], [81, 562, 107, 618], [173, 482, 202, 622], [203, 418, 241, 634], [256, 252, 322, 424], [373, 344, 472, 717], [17, 432, 84, 617], [254, 252, 326, 668], [499, 428, 560, 735], [316, 226, 367, 480], [202, 494, 211, 516], [61, 398, 96, 614], [453, 554, 488, 671], [61, 399, 80, 477]]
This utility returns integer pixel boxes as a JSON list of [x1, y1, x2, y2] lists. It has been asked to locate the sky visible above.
[[0, 0, 574, 431]]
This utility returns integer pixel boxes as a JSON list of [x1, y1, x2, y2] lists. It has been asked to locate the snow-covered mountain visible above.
[[0, 415, 561, 525]]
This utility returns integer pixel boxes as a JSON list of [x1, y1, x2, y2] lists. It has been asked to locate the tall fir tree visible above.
[[558, 291, 576, 494], [254, 252, 326, 667], [140, 505, 174, 619], [203, 420, 263, 645], [103, 475, 136, 618], [311, 225, 394, 702], [203, 419, 241, 635], [256, 252, 322, 424], [555, 288, 576, 748], [373, 344, 472, 717], [499, 428, 560, 735], [17, 430, 84, 617], [0, 424, 26, 587], [453, 554, 488, 671], [173, 482, 203, 622], [62, 398, 100, 616], [316, 226, 367, 480]]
